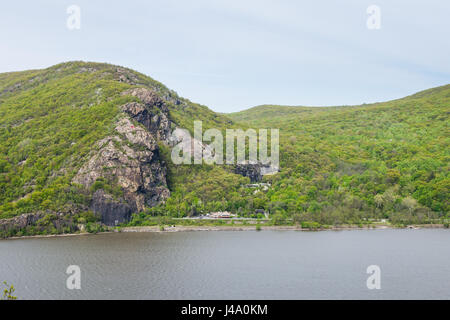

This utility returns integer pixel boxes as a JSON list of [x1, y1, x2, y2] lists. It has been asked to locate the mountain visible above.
[[0, 61, 448, 237], [0, 61, 247, 236]]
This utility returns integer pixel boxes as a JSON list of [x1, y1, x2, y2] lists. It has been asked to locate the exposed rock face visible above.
[[233, 162, 278, 182], [121, 88, 171, 142], [0, 213, 47, 231], [91, 190, 132, 226], [73, 116, 170, 225], [71, 87, 179, 225], [168, 127, 215, 162], [234, 163, 262, 182], [114, 67, 140, 85], [0, 206, 84, 233]]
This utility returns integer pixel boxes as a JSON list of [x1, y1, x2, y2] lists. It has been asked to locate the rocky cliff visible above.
[[73, 88, 172, 225]]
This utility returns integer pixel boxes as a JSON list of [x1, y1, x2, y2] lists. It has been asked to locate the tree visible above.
[[374, 194, 384, 208], [402, 196, 418, 214], [1, 282, 17, 300]]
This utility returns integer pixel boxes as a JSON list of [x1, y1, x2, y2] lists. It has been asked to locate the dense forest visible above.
[[226, 86, 449, 225]]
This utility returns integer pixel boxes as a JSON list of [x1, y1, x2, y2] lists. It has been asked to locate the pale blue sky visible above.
[[1, 0, 449, 112]]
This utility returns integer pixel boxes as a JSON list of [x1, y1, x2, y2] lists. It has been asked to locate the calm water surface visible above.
[[1, 229, 449, 299]]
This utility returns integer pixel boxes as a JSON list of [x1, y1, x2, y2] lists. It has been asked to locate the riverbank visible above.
[[2, 223, 446, 240], [122, 223, 446, 233], [4, 231, 103, 240]]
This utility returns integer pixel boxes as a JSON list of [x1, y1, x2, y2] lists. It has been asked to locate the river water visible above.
[[1, 229, 449, 299]]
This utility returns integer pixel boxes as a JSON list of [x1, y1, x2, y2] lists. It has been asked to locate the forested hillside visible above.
[[0, 62, 243, 227], [228, 85, 449, 224], [0, 61, 448, 237]]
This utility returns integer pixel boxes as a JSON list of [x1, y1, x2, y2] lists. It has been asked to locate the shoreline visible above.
[[3, 223, 446, 240], [121, 224, 445, 233]]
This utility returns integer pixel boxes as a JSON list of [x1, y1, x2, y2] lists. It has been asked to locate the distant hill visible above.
[[228, 84, 450, 125], [228, 84, 449, 223]]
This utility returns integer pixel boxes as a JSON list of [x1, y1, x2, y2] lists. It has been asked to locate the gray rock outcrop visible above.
[[91, 190, 133, 226], [121, 88, 172, 142], [73, 88, 173, 225], [233, 162, 279, 182]]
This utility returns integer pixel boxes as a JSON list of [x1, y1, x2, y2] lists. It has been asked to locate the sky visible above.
[[1, 0, 449, 113]]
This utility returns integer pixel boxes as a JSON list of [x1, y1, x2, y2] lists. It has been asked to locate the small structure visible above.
[[208, 211, 236, 219]]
